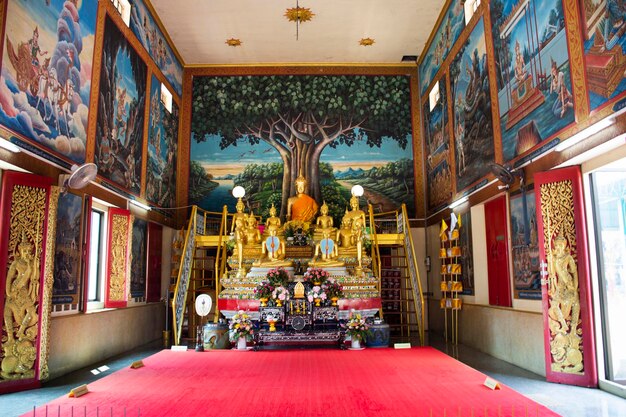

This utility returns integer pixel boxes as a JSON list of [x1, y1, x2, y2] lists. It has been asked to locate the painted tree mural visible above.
[[191, 75, 413, 217]]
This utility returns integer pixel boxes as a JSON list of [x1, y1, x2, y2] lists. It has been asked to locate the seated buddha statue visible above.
[[310, 229, 344, 267], [253, 226, 292, 267], [287, 174, 319, 223], [336, 212, 356, 255], [243, 211, 261, 246], [263, 204, 282, 238], [231, 198, 247, 233], [343, 195, 366, 228], [313, 201, 336, 241]]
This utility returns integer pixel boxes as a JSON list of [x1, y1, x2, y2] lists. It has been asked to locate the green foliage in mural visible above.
[[189, 160, 218, 203], [191, 75, 412, 217]]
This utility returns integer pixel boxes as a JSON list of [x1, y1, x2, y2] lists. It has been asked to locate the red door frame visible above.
[[534, 166, 597, 386]]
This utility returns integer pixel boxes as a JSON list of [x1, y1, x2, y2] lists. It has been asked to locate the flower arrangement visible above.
[[303, 267, 330, 285], [344, 310, 371, 342], [254, 281, 275, 300], [284, 220, 313, 238], [323, 278, 344, 299], [266, 267, 290, 287], [228, 310, 255, 342], [271, 285, 290, 304], [307, 285, 327, 304]]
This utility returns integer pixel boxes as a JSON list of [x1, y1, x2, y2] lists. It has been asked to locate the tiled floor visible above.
[[1, 335, 624, 417]]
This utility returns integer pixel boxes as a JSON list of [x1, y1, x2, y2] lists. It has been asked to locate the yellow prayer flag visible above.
[[457, 213, 462, 228], [440, 219, 448, 238]]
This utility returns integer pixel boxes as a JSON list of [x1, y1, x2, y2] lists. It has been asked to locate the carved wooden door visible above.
[[534, 166, 597, 386], [0, 171, 57, 393], [104, 208, 131, 308], [485, 196, 512, 307]]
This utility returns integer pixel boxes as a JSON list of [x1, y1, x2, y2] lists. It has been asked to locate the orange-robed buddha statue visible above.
[[286, 175, 319, 222]]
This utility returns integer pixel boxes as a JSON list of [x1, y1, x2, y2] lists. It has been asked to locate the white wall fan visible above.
[[58, 163, 98, 192]]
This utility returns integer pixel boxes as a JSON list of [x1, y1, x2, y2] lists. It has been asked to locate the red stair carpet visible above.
[[24, 347, 561, 417]]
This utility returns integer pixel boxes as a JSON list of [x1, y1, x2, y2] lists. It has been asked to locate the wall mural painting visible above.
[[581, 0, 626, 111], [458, 210, 474, 295], [450, 18, 495, 192], [130, 218, 147, 299], [0, 0, 97, 163], [419, 0, 465, 96], [95, 16, 147, 195], [146, 75, 178, 207], [190, 75, 415, 223], [510, 185, 541, 299], [490, 0, 575, 162], [423, 77, 452, 211], [129, 0, 183, 96], [53, 192, 82, 306]]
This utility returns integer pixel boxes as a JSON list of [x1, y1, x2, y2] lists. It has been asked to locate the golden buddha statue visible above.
[[343, 195, 366, 228], [336, 213, 356, 255], [313, 201, 336, 241], [287, 175, 319, 222], [351, 215, 365, 276], [233, 217, 247, 277], [263, 204, 282, 238], [310, 229, 344, 267], [231, 198, 247, 233], [244, 211, 262, 246], [253, 227, 292, 267]]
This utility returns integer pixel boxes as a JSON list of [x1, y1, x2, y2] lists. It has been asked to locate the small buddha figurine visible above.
[[233, 217, 247, 277], [244, 211, 261, 246], [287, 174, 319, 222], [253, 227, 292, 267], [263, 204, 282, 238], [313, 201, 336, 241], [231, 198, 247, 233], [310, 229, 344, 267], [351, 215, 365, 275]]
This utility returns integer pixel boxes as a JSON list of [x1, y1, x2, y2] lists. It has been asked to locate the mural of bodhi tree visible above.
[[190, 75, 415, 222]]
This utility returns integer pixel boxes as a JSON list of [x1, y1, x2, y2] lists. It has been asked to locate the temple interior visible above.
[[1, 0, 626, 414]]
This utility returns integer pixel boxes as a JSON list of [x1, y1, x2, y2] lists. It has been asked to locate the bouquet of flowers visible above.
[[254, 281, 275, 300], [307, 285, 327, 304], [303, 267, 330, 285], [228, 310, 255, 342], [344, 310, 371, 342], [266, 267, 290, 287], [323, 278, 344, 299], [271, 285, 290, 304]]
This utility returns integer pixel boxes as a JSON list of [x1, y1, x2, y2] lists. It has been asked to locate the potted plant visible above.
[[228, 310, 254, 350], [254, 281, 274, 307], [271, 285, 290, 307], [303, 267, 330, 286], [307, 285, 327, 307], [266, 267, 290, 287], [344, 310, 371, 349], [323, 278, 344, 306]]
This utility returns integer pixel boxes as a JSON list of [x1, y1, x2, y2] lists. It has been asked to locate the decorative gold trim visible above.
[[540, 179, 584, 374], [109, 213, 130, 301], [184, 62, 417, 69], [284, 6, 315, 23], [359, 38, 375, 46], [226, 38, 242, 47], [144, 0, 187, 66], [39, 186, 59, 381], [482, 3, 503, 165], [563, 0, 590, 121]]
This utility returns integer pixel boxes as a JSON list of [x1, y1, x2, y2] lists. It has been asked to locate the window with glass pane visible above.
[[591, 171, 626, 385], [88, 210, 104, 302]]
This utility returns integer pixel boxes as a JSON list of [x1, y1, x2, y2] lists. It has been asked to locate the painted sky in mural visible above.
[[130, 0, 183, 96], [450, 18, 494, 193], [0, 0, 97, 163], [95, 17, 146, 195], [419, 0, 465, 97], [491, 0, 574, 162], [581, 0, 626, 111], [147, 74, 178, 208]]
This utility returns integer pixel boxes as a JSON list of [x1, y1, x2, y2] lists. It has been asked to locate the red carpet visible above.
[[24, 347, 561, 417]]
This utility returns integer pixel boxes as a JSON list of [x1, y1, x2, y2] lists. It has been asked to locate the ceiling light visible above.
[[129, 199, 151, 211], [555, 117, 615, 152], [448, 196, 468, 210], [284, 1, 314, 40], [0, 137, 21, 153], [232, 186, 245, 198], [351, 185, 364, 197]]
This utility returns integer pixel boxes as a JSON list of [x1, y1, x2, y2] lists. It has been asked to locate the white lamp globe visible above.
[[232, 186, 245, 198], [351, 185, 364, 197]]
